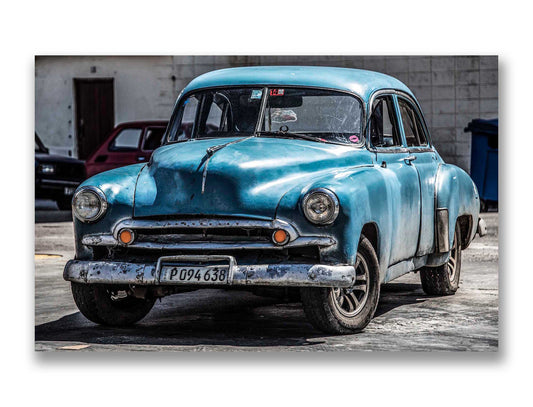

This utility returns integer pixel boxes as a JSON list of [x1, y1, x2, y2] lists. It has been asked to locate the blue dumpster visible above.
[[464, 118, 498, 211]]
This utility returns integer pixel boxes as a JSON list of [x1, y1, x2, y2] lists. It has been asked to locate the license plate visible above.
[[64, 187, 75, 195], [160, 265, 230, 284]]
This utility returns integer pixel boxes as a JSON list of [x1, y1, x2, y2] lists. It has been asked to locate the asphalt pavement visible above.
[[34, 200, 499, 351]]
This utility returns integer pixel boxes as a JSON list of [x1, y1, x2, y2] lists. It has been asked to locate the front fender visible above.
[[435, 163, 480, 250], [73, 164, 145, 259], [276, 165, 393, 280]]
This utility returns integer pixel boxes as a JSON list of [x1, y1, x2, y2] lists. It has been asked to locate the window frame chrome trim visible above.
[[395, 93, 433, 148], [367, 89, 435, 151], [366, 90, 407, 153]]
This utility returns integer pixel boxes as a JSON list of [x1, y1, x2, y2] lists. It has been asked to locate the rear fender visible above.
[[434, 164, 480, 252]]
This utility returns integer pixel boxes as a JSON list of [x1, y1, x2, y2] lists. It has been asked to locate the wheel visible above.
[[300, 236, 380, 334], [56, 196, 72, 211], [71, 283, 155, 326], [420, 223, 462, 295]]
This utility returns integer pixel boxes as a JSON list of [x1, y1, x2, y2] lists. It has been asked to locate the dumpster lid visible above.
[[464, 118, 498, 135]]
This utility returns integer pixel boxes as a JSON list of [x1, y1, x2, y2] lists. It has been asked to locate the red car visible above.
[[85, 121, 168, 178]]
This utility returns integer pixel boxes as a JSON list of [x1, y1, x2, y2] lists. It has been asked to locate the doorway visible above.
[[74, 78, 114, 160]]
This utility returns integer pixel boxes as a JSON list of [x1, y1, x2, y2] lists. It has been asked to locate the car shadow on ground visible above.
[[376, 282, 426, 317], [35, 284, 426, 349]]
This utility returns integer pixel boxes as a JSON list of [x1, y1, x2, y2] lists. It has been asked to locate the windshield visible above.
[[167, 88, 264, 142], [167, 87, 363, 145]]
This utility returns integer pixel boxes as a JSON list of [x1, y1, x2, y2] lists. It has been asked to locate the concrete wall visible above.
[[35, 55, 498, 171], [35, 56, 177, 157]]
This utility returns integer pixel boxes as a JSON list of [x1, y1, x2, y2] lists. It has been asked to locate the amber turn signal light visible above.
[[272, 229, 289, 245], [118, 229, 135, 245]]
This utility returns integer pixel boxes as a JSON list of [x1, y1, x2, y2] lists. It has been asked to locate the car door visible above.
[[396, 95, 439, 256], [369, 94, 421, 264]]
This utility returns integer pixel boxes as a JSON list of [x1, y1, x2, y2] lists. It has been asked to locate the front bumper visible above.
[[63, 256, 356, 288]]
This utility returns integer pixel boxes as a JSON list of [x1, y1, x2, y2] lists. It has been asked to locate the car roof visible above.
[[116, 120, 168, 128], [182, 66, 414, 102]]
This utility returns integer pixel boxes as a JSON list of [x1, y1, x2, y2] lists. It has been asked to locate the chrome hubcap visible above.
[[448, 232, 458, 281], [331, 253, 370, 317]]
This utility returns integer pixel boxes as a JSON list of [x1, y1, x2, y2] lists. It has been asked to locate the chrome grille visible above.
[[81, 217, 336, 252]]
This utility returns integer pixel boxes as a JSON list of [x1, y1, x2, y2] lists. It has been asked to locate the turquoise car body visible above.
[[69, 66, 480, 285]]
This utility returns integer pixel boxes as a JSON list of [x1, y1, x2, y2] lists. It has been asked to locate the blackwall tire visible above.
[[300, 236, 380, 334], [420, 224, 462, 295], [71, 283, 155, 326]]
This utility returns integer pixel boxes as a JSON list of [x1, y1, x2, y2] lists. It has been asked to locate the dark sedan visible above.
[[35, 133, 86, 210]]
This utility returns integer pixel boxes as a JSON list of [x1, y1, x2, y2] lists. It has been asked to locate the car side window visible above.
[[173, 95, 200, 141], [142, 127, 166, 151], [370, 96, 401, 148], [398, 98, 428, 147], [202, 93, 230, 136], [109, 128, 142, 151]]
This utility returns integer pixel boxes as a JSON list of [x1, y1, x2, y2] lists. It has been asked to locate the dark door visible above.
[[75, 78, 114, 160]]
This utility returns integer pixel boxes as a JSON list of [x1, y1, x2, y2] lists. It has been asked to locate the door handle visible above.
[[405, 155, 417, 165], [137, 156, 146, 161]]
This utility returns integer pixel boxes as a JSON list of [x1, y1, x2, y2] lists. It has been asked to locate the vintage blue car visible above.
[[64, 66, 487, 334]]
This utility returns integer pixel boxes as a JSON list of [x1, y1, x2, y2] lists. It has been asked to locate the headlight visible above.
[[302, 188, 339, 225], [72, 186, 107, 222], [38, 164, 55, 174]]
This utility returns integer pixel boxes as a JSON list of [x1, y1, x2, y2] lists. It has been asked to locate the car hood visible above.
[[133, 137, 370, 219]]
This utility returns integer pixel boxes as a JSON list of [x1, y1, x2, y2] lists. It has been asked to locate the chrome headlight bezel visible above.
[[72, 186, 107, 223], [301, 188, 340, 225]]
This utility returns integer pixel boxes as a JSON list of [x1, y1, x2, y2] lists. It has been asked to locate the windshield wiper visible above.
[[256, 131, 323, 143], [199, 135, 255, 194]]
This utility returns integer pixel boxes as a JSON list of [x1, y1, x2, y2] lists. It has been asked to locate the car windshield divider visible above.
[[253, 87, 269, 136]]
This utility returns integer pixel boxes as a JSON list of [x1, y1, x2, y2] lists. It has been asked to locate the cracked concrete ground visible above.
[[34, 200, 498, 351]]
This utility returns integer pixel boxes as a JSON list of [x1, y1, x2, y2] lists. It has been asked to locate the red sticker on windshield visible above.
[[349, 135, 360, 143], [270, 89, 285, 96]]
